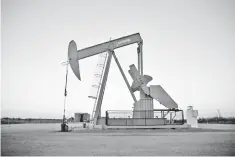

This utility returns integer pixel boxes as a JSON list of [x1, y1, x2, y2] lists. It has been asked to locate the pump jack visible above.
[[67, 33, 178, 126]]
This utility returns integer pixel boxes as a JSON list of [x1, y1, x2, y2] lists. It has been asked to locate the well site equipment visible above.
[[65, 33, 183, 128], [186, 106, 198, 128]]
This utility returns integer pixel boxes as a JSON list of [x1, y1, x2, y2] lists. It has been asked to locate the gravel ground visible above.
[[1, 123, 235, 156]]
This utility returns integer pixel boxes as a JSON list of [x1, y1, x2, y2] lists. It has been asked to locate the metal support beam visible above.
[[93, 51, 113, 125], [163, 110, 170, 118], [113, 52, 137, 103], [137, 42, 143, 76], [139, 42, 143, 76], [137, 46, 140, 74], [137, 42, 146, 99]]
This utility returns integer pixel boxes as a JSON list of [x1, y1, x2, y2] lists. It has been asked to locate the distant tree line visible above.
[[197, 116, 235, 124], [175, 117, 235, 124], [1, 117, 75, 124]]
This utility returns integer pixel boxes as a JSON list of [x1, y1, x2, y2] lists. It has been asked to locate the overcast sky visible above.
[[2, 0, 235, 119]]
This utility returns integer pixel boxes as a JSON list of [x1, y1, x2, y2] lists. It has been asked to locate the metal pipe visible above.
[[113, 52, 137, 103]]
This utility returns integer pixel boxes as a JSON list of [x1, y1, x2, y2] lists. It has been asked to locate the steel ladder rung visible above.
[[88, 96, 97, 99]]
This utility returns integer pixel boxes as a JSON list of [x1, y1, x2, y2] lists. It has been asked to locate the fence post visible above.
[[105, 111, 108, 126], [145, 110, 146, 126], [182, 110, 184, 125], [170, 112, 172, 124]]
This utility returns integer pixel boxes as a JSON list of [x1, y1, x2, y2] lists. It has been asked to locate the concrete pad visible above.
[[106, 124, 191, 129]]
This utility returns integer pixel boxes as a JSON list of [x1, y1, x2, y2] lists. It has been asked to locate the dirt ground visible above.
[[1, 123, 235, 156]]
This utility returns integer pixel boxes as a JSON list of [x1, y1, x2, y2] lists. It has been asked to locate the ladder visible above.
[[88, 52, 108, 123]]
